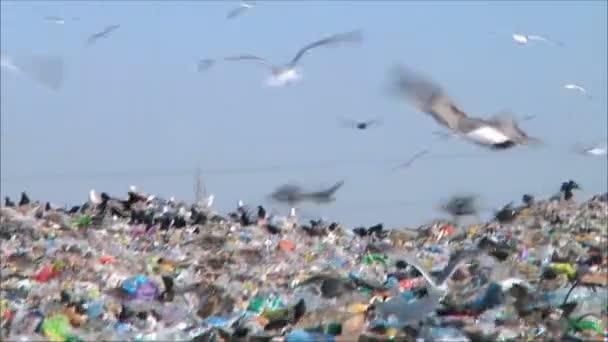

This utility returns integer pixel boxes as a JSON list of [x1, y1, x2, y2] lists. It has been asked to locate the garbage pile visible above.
[[1, 183, 607, 342]]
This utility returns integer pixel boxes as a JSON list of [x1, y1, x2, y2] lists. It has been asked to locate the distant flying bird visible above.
[[201, 30, 363, 87], [1, 52, 65, 90], [226, 0, 255, 20], [393, 149, 430, 170], [86, 24, 120, 45], [511, 32, 563, 47], [197, 59, 215, 72], [391, 65, 540, 150], [573, 142, 607, 157], [44, 16, 79, 24], [338, 117, 382, 130], [269, 181, 345, 206], [563, 84, 592, 100]]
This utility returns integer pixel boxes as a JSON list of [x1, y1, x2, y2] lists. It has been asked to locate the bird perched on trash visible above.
[[18, 192, 31, 207], [200, 30, 362, 87], [494, 202, 524, 223], [4, 197, 15, 207], [560, 180, 581, 201], [391, 66, 540, 150], [226, 0, 255, 20], [338, 117, 382, 130], [522, 194, 535, 207]]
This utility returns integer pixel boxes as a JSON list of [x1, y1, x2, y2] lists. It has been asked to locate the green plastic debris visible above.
[[42, 314, 71, 341], [247, 296, 266, 313], [362, 253, 387, 265], [569, 317, 604, 335], [74, 215, 92, 229]]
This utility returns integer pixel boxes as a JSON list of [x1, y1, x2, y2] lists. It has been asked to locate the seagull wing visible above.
[[337, 117, 358, 128], [391, 66, 468, 132], [394, 149, 430, 170], [223, 54, 275, 70], [11, 54, 65, 90], [528, 35, 564, 47], [487, 112, 540, 145], [289, 30, 363, 66], [226, 6, 249, 20], [564, 84, 586, 93]]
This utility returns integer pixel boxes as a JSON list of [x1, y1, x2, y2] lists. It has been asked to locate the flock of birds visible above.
[[1, 1, 607, 214]]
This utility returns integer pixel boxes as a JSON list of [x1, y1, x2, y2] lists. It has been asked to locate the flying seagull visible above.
[[491, 31, 563, 47], [563, 84, 592, 100], [1, 52, 65, 90], [393, 149, 430, 170], [338, 117, 382, 130], [86, 24, 120, 45], [375, 249, 479, 326], [44, 16, 79, 24], [391, 65, 540, 150], [268, 181, 345, 206], [511, 32, 563, 47], [226, 0, 255, 20], [201, 30, 363, 87], [573, 142, 607, 157]]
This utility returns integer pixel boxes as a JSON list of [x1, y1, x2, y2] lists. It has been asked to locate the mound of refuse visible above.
[[1, 185, 607, 341]]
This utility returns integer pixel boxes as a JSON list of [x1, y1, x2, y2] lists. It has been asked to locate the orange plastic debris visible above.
[[278, 240, 296, 251], [99, 256, 115, 264]]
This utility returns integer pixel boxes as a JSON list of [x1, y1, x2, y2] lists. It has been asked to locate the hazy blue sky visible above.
[[1, 0, 606, 227]]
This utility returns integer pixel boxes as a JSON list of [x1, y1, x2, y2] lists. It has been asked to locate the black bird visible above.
[[560, 180, 580, 201], [44, 202, 52, 211], [264, 223, 281, 235], [442, 195, 478, 217], [190, 208, 208, 225], [367, 223, 384, 236], [68, 206, 80, 214], [495, 202, 517, 223], [338, 117, 382, 130], [328, 222, 338, 231], [522, 194, 535, 207], [353, 227, 368, 237], [4, 197, 15, 207], [257, 206, 266, 220], [173, 215, 187, 228], [19, 192, 31, 206]]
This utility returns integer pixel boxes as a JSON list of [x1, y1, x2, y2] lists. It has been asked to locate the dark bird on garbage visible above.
[[4, 197, 15, 207], [257, 206, 266, 220], [390, 65, 540, 150], [68, 205, 80, 214], [353, 227, 368, 237], [86, 24, 120, 45], [269, 181, 345, 205], [560, 180, 580, 201], [522, 194, 535, 207], [494, 202, 520, 223], [19, 192, 31, 206], [338, 117, 382, 130]]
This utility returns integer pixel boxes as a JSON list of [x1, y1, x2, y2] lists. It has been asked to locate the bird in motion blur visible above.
[[393, 149, 430, 171], [198, 30, 363, 87], [573, 142, 607, 157], [226, 0, 255, 20], [268, 181, 345, 206], [391, 65, 540, 150], [86, 24, 120, 45], [1, 52, 65, 90], [491, 31, 563, 47], [338, 117, 382, 130], [44, 16, 79, 24]]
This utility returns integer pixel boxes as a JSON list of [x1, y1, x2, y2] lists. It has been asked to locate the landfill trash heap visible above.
[[1, 186, 607, 342]]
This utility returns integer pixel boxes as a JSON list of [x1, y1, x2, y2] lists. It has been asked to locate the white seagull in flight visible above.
[[391, 65, 540, 150], [491, 31, 563, 47], [563, 83, 592, 100], [199, 30, 363, 87], [226, 0, 255, 20], [574, 142, 607, 157]]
